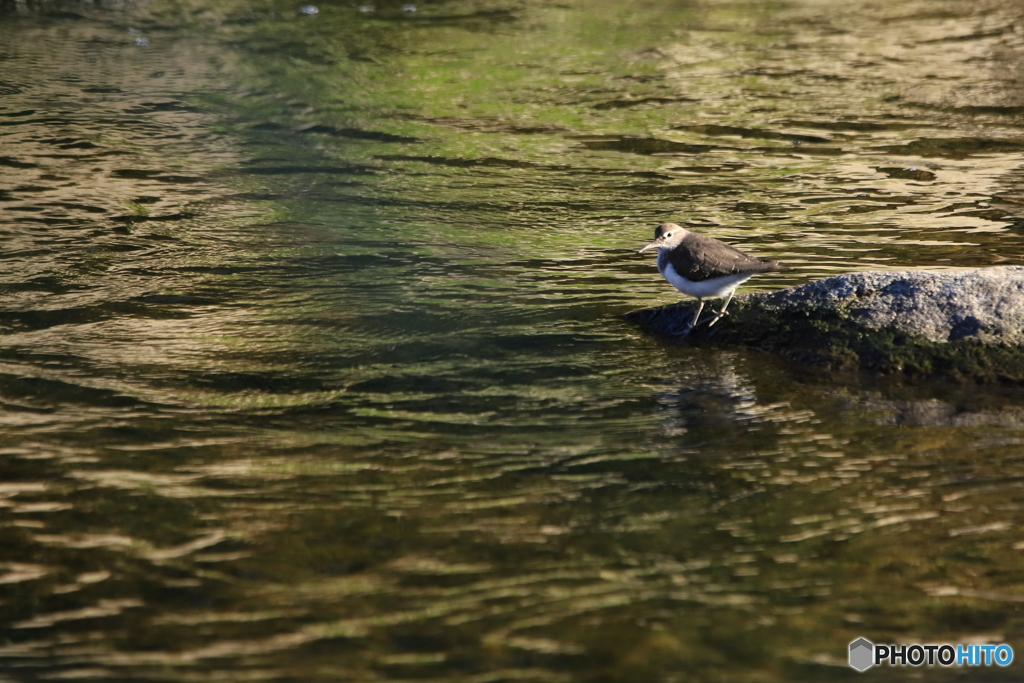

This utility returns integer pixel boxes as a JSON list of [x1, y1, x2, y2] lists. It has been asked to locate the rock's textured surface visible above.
[[754, 267, 1024, 344], [625, 267, 1024, 382]]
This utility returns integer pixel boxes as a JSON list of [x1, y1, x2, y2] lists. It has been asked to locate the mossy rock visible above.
[[625, 267, 1024, 383]]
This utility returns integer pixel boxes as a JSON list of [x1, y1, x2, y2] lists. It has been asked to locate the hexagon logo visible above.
[[849, 637, 874, 672]]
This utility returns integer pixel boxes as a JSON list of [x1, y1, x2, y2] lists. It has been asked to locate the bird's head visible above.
[[638, 222, 688, 254]]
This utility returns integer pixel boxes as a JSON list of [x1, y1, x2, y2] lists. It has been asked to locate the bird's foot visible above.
[[690, 310, 718, 329], [705, 310, 729, 328]]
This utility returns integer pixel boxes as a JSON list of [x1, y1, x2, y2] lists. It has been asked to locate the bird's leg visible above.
[[683, 299, 705, 334], [706, 290, 735, 328]]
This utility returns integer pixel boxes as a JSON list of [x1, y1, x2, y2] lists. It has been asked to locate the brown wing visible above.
[[671, 232, 780, 282]]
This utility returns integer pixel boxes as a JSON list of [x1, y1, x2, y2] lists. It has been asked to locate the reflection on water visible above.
[[3, 0, 1024, 680]]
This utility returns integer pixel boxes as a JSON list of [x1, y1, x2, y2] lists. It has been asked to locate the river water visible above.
[[3, 0, 1024, 680]]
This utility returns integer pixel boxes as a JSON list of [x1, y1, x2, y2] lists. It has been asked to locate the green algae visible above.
[[625, 298, 1024, 384]]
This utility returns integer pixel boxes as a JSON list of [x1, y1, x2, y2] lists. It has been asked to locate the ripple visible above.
[[3, 0, 1024, 681]]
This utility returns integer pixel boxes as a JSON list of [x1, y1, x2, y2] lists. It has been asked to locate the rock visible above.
[[625, 267, 1024, 383]]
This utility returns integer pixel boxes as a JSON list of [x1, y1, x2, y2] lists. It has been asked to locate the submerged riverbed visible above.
[[3, 0, 1024, 680]]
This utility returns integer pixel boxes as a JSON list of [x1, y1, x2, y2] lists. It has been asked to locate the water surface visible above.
[[3, 0, 1024, 680]]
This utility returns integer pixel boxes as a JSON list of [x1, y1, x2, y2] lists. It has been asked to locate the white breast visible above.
[[661, 262, 754, 299]]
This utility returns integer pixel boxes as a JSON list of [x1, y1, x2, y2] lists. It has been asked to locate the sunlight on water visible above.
[[2, 0, 1024, 680]]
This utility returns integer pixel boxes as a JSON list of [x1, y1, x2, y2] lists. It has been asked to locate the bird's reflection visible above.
[[657, 351, 766, 434]]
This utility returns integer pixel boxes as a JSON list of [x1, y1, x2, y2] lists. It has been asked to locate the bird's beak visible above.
[[638, 239, 662, 254]]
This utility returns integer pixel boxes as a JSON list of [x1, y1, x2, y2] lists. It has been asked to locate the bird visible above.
[[638, 222, 783, 332]]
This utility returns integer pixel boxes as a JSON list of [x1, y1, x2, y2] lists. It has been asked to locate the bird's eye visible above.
[[665, 232, 673, 237]]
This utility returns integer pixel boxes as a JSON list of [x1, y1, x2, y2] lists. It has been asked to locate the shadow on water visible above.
[[3, 0, 1024, 680]]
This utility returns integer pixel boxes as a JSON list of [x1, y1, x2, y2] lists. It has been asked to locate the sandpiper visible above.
[[639, 222, 783, 331]]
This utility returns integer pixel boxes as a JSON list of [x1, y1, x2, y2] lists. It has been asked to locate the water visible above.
[[3, 0, 1024, 680]]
